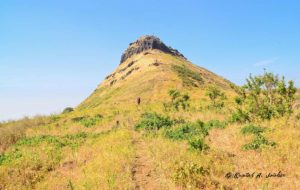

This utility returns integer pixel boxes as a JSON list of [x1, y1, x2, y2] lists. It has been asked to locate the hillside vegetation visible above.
[[1, 36, 299, 189]]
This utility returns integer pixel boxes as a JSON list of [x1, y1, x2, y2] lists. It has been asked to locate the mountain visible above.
[[79, 35, 234, 112], [2, 35, 298, 190]]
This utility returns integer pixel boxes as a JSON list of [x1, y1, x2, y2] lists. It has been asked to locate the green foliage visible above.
[[172, 65, 203, 87], [0, 132, 101, 165], [164, 119, 227, 152], [135, 112, 174, 131], [188, 137, 209, 151], [164, 89, 190, 111], [241, 124, 265, 136], [62, 107, 74, 114], [205, 120, 227, 130], [164, 121, 208, 140], [73, 115, 103, 128], [136, 115, 227, 153], [243, 135, 276, 150], [230, 109, 250, 123], [205, 85, 226, 109], [231, 71, 297, 122], [240, 124, 276, 151], [0, 116, 53, 152]]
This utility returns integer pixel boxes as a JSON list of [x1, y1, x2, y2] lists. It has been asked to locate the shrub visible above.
[[230, 109, 249, 123], [243, 135, 276, 150], [205, 85, 226, 109], [188, 137, 209, 151], [240, 124, 276, 151], [296, 113, 300, 120], [231, 71, 297, 122], [135, 112, 174, 131], [62, 107, 74, 114], [165, 121, 208, 141], [241, 124, 265, 136], [71, 115, 103, 128], [164, 89, 190, 111], [205, 120, 227, 130]]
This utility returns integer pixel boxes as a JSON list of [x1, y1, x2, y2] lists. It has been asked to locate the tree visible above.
[[231, 70, 297, 122]]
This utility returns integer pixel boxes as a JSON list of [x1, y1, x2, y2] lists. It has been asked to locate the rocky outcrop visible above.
[[120, 35, 186, 64]]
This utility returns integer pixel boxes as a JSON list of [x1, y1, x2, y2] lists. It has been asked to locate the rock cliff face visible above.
[[120, 35, 186, 64]]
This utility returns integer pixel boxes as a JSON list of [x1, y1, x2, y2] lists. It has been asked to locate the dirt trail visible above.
[[132, 133, 161, 190]]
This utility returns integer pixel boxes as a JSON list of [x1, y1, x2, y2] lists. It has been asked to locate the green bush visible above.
[[188, 137, 209, 151], [241, 124, 265, 136], [231, 71, 297, 122], [205, 120, 227, 130], [62, 107, 74, 114], [240, 124, 276, 151], [164, 121, 208, 140], [164, 89, 190, 111], [205, 85, 226, 109], [74, 115, 103, 128], [243, 135, 276, 150], [135, 112, 174, 131], [230, 109, 249, 123]]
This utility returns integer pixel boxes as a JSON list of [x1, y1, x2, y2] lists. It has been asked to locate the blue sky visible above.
[[0, 0, 299, 121]]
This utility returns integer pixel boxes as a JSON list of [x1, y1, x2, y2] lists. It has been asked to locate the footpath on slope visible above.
[[131, 132, 160, 190]]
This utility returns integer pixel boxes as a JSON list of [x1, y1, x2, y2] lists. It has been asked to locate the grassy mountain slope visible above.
[[0, 36, 299, 190], [78, 49, 235, 114]]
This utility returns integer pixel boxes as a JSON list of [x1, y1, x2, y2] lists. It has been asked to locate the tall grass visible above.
[[0, 115, 57, 153]]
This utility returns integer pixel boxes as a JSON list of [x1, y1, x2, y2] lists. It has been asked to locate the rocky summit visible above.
[[120, 35, 186, 64]]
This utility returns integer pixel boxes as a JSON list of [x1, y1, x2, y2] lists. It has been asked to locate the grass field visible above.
[[1, 50, 299, 189]]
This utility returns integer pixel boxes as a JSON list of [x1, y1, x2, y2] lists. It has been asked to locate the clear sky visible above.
[[0, 0, 299, 121]]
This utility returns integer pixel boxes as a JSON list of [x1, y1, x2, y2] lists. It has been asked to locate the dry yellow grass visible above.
[[35, 128, 135, 190]]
